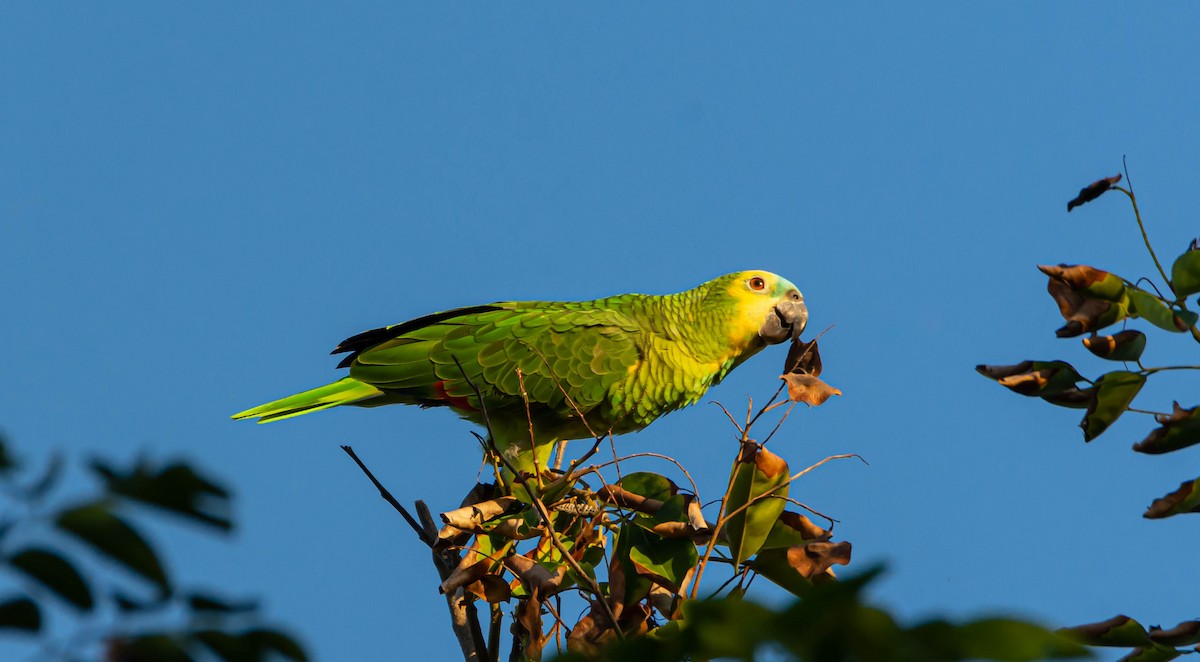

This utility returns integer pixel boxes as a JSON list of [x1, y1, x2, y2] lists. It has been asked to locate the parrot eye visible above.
[[748, 277, 766, 291]]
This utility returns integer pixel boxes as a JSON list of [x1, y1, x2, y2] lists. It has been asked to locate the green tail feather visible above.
[[232, 378, 384, 423]]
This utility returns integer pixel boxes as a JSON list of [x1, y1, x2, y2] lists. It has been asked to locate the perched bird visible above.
[[233, 271, 807, 473]]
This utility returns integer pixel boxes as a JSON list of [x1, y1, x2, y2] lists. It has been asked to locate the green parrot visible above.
[[233, 270, 807, 474]]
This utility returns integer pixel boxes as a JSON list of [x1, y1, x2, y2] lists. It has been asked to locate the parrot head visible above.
[[713, 270, 808, 348]]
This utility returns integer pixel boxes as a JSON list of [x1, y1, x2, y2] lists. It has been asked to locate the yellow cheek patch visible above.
[[723, 279, 778, 352]]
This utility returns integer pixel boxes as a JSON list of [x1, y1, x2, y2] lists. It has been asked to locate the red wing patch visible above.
[[433, 380, 478, 412]]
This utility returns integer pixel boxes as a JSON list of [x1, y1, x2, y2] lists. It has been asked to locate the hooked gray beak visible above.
[[758, 291, 808, 344]]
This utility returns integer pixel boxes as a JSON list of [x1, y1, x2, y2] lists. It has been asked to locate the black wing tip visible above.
[[329, 304, 507, 365]]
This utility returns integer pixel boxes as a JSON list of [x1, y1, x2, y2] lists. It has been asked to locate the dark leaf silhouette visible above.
[[0, 597, 40, 632], [7, 547, 93, 611], [90, 458, 233, 532], [1066, 173, 1121, 212], [55, 502, 169, 594]]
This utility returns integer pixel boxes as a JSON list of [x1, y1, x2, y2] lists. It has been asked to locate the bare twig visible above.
[[583, 452, 701, 501], [417, 501, 489, 661], [789, 454, 868, 482], [709, 401, 744, 435], [341, 445, 432, 547], [778, 496, 840, 528]]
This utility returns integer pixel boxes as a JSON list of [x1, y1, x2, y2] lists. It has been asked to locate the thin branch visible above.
[[583, 452, 701, 499], [417, 501, 489, 661], [709, 401, 744, 435], [1141, 365, 1200, 375], [488, 604, 503, 662], [1127, 407, 1173, 417], [341, 445, 432, 547], [1113, 183, 1171, 295], [789, 454, 869, 482]]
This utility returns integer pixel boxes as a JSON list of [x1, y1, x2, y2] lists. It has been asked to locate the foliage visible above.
[[979, 166, 1200, 660], [349, 337, 1083, 661], [0, 434, 306, 662]]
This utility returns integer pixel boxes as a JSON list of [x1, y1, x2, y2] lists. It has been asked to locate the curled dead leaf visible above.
[[1148, 620, 1200, 647], [463, 575, 512, 604], [504, 553, 568, 597], [781, 373, 842, 406], [1083, 330, 1146, 362], [596, 484, 665, 515], [1132, 402, 1200, 455], [975, 360, 1084, 397], [1143, 477, 1200, 519], [784, 339, 822, 376], [1039, 264, 1128, 336], [786, 541, 852, 578], [440, 496, 519, 530], [1067, 173, 1121, 212]]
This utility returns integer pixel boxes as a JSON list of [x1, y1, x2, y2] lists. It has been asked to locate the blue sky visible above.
[[4, 4, 1200, 660]]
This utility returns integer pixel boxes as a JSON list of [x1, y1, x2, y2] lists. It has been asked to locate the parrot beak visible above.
[[758, 291, 808, 344]]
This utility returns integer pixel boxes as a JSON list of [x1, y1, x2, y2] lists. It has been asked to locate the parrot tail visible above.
[[231, 378, 384, 423]]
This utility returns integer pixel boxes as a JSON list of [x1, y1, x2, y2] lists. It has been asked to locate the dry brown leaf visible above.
[[440, 496, 519, 530], [778, 511, 832, 542], [596, 484, 665, 514], [1067, 173, 1121, 212], [784, 338, 823, 376], [463, 575, 512, 604], [504, 554, 568, 597], [786, 541, 852, 577], [1148, 620, 1200, 647], [782, 373, 843, 406]]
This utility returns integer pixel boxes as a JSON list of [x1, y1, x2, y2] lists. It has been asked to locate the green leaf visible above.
[[1080, 371, 1146, 442], [1144, 477, 1200, 519], [679, 597, 775, 660], [1059, 614, 1153, 647], [724, 443, 790, 566], [1122, 645, 1183, 662], [1082, 330, 1146, 362], [1171, 249, 1200, 297], [748, 548, 817, 597], [627, 526, 698, 592], [1128, 288, 1192, 333], [617, 472, 676, 502], [91, 458, 232, 532], [1133, 403, 1200, 454], [56, 502, 169, 594], [0, 597, 40, 632], [612, 523, 653, 605], [7, 547, 93, 610], [955, 619, 1090, 660]]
